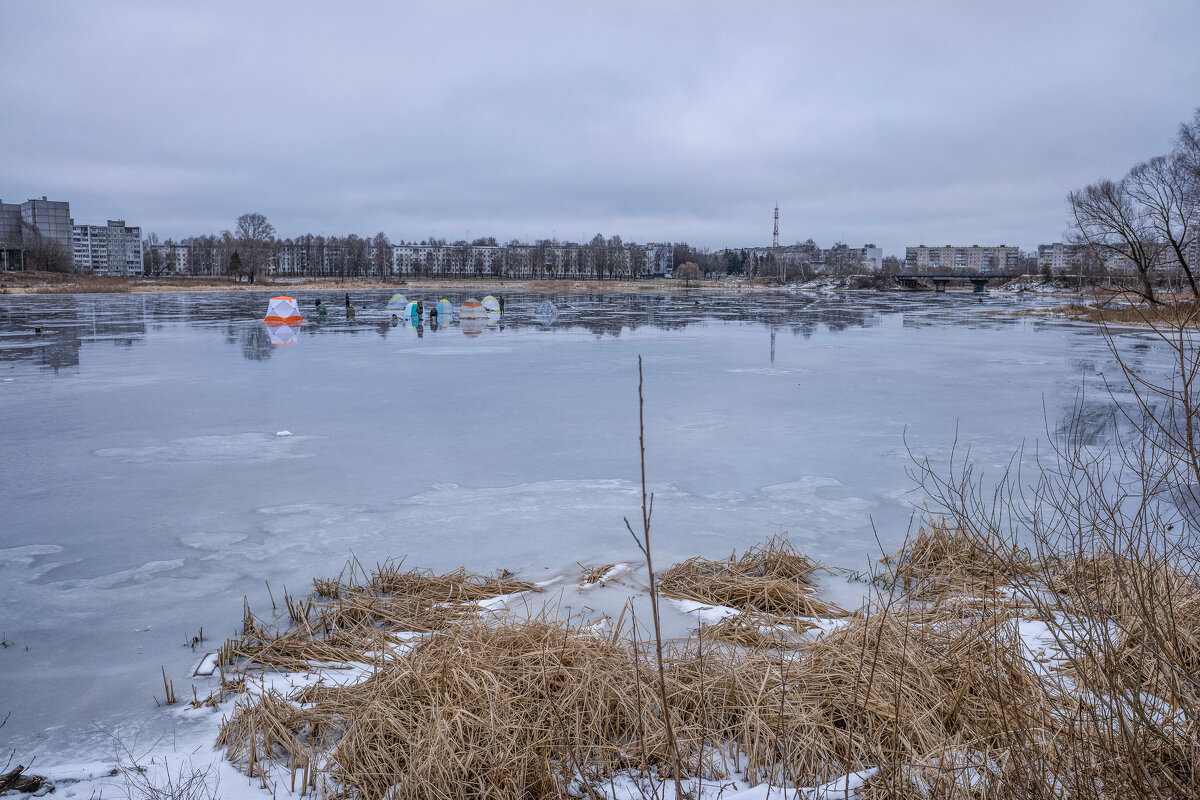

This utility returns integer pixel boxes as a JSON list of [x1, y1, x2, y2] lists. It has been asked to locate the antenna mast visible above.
[[772, 203, 780, 249]]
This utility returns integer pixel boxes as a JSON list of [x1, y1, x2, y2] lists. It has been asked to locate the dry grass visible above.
[[217, 559, 541, 674], [210, 535, 1200, 799], [215, 605, 1052, 797], [1007, 298, 1200, 328], [659, 535, 846, 617], [1048, 550, 1200, 713], [880, 522, 1037, 604]]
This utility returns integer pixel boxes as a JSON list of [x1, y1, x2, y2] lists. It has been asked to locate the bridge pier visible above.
[[934, 280, 947, 293], [971, 278, 989, 294]]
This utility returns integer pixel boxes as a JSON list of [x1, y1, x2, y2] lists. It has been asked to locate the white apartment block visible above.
[[73, 220, 143, 275], [904, 244, 1020, 273], [1037, 243, 1088, 273], [753, 243, 882, 272], [391, 242, 673, 279], [144, 242, 190, 275]]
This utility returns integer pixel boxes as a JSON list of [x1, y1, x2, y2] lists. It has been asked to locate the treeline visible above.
[[143, 212, 896, 282]]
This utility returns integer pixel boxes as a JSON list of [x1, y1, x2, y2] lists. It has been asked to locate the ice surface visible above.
[[0, 288, 1166, 765]]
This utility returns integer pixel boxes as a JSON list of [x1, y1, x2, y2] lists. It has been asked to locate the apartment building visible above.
[[754, 242, 882, 272], [73, 220, 144, 275], [904, 244, 1020, 273], [0, 197, 74, 268], [144, 242, 190, 275], [391, 242, 673, 279], [1037, 243, 1089, 273]]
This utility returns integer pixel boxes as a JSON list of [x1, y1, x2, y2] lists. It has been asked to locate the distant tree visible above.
[[1068, 108, 1200, 303], [143, 232, 164, 276], [881, 255, 902, 275], [675, 262, 702, 287], [371, 232, 391, 276], [235, 212, 275, 284], [228, 251, 243, 280]]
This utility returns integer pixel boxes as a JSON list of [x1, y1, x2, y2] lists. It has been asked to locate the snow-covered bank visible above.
[[25, 527, 1187, 800]]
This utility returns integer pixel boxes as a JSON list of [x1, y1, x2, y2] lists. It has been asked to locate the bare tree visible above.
[[19, 222, 71, 272], [675, 261, 702, 287], [143, 232, 163, 276], [1069, 108, 1200, 303], [235, 212, 275, 283], [371, 232, 391, 277]]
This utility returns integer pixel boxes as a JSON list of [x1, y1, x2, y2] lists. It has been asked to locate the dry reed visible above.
[[879, 522, 1036, 603], [659, 535, 846, 617], [210, 534, 1200, 799]]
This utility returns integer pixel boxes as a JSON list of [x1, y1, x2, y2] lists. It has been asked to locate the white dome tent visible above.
[[263, 296, 303, 324]]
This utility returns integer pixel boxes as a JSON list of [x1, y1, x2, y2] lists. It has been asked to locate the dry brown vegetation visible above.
[[207, 529, 1200, 799], [659, 535, 846, 617], [1006, 297, 1200, 328]]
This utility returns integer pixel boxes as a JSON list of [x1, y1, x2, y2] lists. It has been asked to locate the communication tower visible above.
[[772, 204, 780, 249]]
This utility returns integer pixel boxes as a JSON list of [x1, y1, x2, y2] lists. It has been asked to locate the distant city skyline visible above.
[[2, 1, 1198, 256]]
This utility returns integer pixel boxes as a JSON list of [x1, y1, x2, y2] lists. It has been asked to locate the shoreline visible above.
[[1, 272, 789, 296], [1, 270, 1090, 297]]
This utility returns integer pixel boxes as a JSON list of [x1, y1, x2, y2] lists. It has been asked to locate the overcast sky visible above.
[[1, 2, 1197, 255]]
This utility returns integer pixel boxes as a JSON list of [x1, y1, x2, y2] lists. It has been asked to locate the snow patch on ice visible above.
[[669, 598, 741, 625], [95, 433, 320, 464], [0, 543, 64, 565]]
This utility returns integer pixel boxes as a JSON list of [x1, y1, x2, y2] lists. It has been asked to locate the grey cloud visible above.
[[2, 1, 1198, 255]]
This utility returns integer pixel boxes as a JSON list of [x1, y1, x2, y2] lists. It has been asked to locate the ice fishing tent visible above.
[[405, 301, 419, 318], [264, 296, 302, 324], [386, 294, 408, 311], [435, 298, 453, 319], [482, 295, 500, 312], [460, 298, 486, 319]]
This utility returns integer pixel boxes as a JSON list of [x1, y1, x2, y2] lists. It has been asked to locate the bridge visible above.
[[894, 273, 1018, 293]]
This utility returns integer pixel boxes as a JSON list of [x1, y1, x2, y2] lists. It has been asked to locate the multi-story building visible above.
[[0, 200, 23, 270], [143, 242, 190, 275], [73, 220, 144, 275], [859, 244, 883, 272], [752, 242, 882, 273], [1, 197, 74, 269], [1037, 243, 1089, 273], [390, 241, 673, 279], [904, 244, 1020, 273]]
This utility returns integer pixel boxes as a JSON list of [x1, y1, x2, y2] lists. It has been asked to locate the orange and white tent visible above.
[[264, 296, 303, 324], [459, 298, 486, 319]]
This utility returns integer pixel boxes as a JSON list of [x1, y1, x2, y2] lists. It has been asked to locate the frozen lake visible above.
[[0, 288, 1162, 760]]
